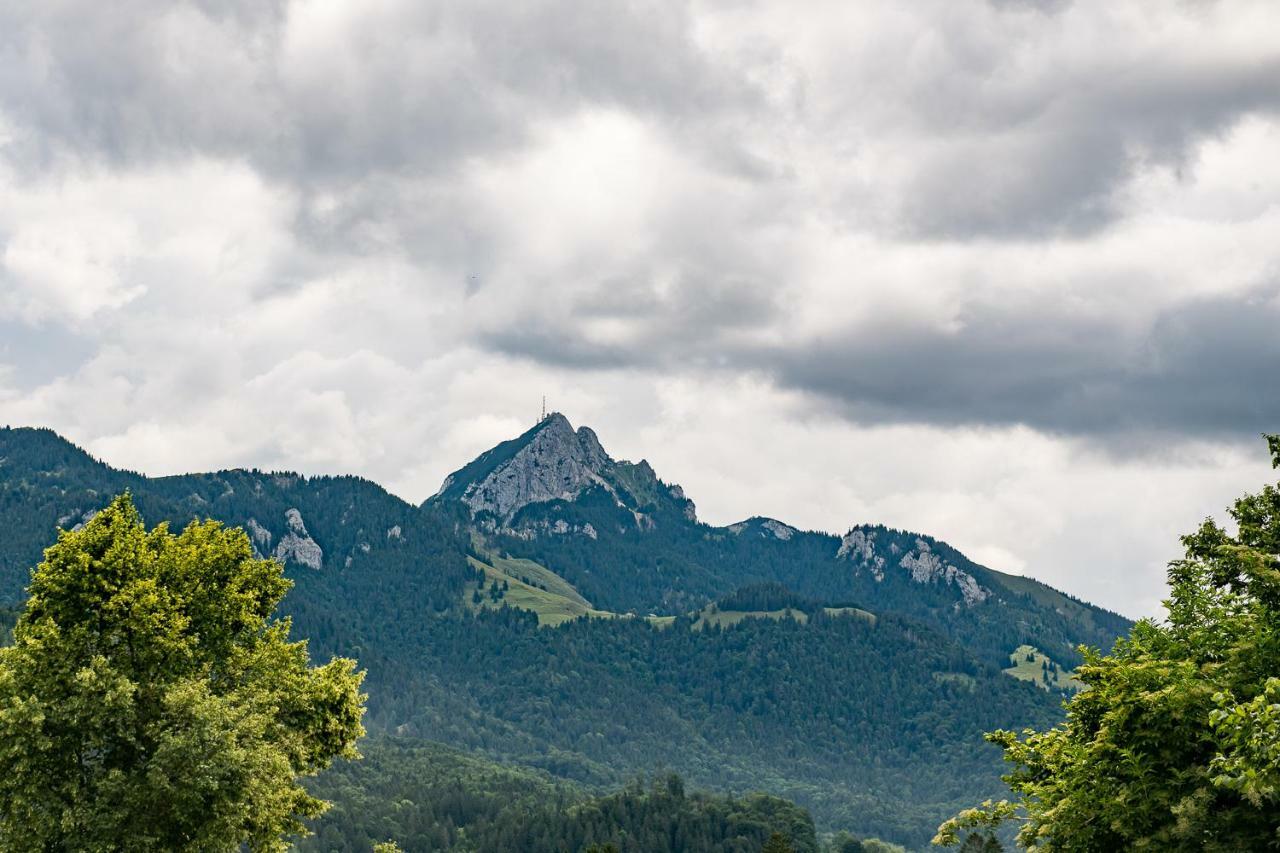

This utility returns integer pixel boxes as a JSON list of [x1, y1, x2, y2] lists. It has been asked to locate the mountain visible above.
[[427, 412, 697, 527], [0, 422, 1130, 847], [428, 414, 1129, 670]]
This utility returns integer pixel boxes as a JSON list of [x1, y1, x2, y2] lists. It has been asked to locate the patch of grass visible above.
[[689, 605, 876, 631], [466, 556, 615, 627], [487, 553, 593, 608], [692, 607, 808, 630], [823, 606, 876, 625], [1003, 643, 1086, 692], [989, 571, 1121, 637], [462, 537, 879, 636]]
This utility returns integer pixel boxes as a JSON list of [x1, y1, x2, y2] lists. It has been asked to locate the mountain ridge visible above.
[[0, 421, 1128, 845], [0, 421, 1129, 668], [425, 416, 1129, 667]]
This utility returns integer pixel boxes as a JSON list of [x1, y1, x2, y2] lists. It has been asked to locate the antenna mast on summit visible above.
[[541, 396, 547, 422]]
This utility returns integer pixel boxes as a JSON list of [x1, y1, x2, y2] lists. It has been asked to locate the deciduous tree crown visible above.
[[0, 494, 366, 851]]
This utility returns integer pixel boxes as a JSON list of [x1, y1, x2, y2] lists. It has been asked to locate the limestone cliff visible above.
[[428, 413, 696, 528]]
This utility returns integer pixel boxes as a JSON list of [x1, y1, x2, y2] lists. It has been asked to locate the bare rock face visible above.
[[760, 519, 795, 541], [274, 507, 323, 570], [69, 509, 99, 533], [458, 414, 615, 522], [435, 413, 698, 533], [837, 529, 886, 581], [246, 518, 273, 558], [900, 539, 989, 606], [839, 529, 987, 605], [669, 484, 698, 522], [730, 517, 796, 541]]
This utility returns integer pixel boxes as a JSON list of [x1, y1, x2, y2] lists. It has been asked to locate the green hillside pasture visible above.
[[692, 606, 875, 631], [693, 607, 808, 630], [1003, 643, 1086, 692], [466, 556, 615, 626], [486, 553, 593, 608], [823, 606, 877, 625], [463, 548, 878, 633]]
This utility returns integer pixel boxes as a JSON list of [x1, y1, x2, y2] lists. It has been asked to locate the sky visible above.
[[3, 1, 1280, 620]]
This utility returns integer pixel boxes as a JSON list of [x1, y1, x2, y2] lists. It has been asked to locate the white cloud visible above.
[[3, 0, 1280, 621]]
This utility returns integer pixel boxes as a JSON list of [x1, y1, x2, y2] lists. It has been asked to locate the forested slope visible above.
[[0, 425, 1116, 845]]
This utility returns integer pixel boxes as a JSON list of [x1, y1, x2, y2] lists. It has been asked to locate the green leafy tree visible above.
[[860, 840, 906, 853], [763, 832, 795, 853], [0, 494, 366, 851], [936, 436, 1280, 850], [826, 831, 865, 853]]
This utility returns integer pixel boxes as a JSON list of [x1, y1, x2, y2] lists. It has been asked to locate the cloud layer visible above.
[[3, 0, 1280, 618]]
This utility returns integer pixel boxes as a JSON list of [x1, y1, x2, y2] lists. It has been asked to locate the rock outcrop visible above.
[[729, 517, 797, 541], [245, 517, 273, 558], [899, 539, 989, 606], [274, 507, 323, 570], [452, 414, 612, 521], [838, 530, 988, 605], [433, 413, 696, 530], [837, 529, 886, 581]]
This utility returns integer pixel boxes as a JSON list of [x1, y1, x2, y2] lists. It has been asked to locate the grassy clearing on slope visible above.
[[693, 607, 808, 630], [466, 536, 680, 628], [485, 553, 593, 608], [1003, 643, 1086, 692], [466, 556, 616, 626], [464, 537, 877, 633], [823, 606, 877, 625], [692, 606, 876, 631]]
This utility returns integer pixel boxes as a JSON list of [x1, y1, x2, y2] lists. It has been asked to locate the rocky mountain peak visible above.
[[429, 414, 699, 527], [436, 413, 619, 522]]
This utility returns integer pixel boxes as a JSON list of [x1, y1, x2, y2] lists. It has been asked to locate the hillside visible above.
[[301, 739, 820, 852], [0, 423, 1127, 846], [434, 415, 1130, 671]]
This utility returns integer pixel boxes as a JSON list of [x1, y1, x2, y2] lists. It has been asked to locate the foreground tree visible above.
[[936, 437, 1280, 850], [0, 494, 366, 851]]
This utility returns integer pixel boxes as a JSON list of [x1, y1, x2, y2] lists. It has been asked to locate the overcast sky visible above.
[[3, 0, 1279, 619]]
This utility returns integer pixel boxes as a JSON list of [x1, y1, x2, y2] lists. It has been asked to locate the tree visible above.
[[956, 833, 1002, 852], [0, 494, 366, 851], [860, 840, 906, 853], [827, 831, 865, 852], [935, 436, 1280, 850], [763, 832, 795, 853]]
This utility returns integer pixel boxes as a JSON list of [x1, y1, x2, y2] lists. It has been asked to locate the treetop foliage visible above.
[[936, 435, 1280, 850], [0, 493, 366, 851]]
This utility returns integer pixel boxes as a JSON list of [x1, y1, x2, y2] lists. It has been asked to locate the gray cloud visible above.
[[3, 0, 1280, 616], [0, 0, 754, 183], [881, 22, 1280, 237], [2, 0, 1277, 442], [762, 287, 1280, 440], [480, 279, 1280, 443]]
